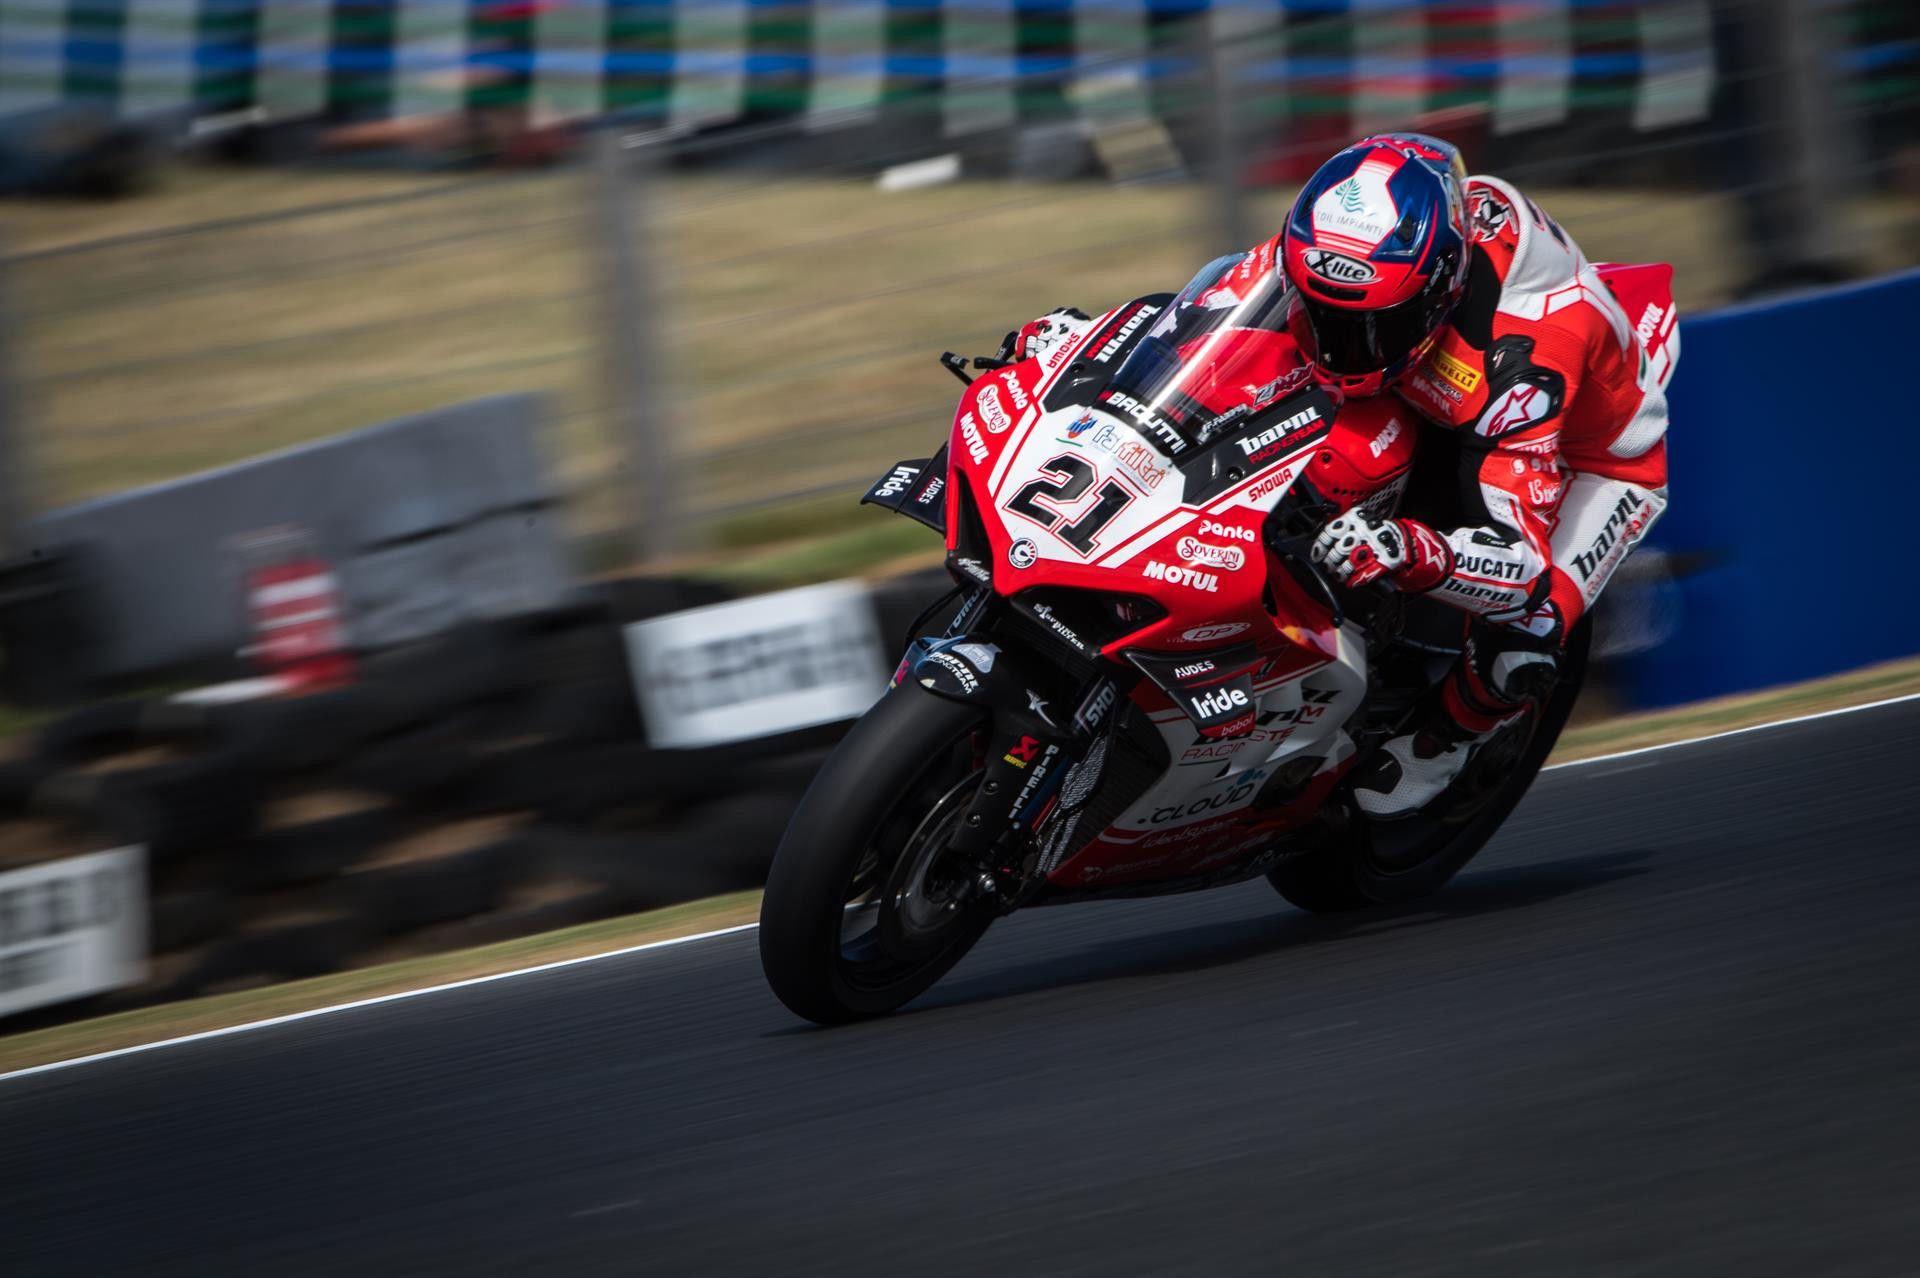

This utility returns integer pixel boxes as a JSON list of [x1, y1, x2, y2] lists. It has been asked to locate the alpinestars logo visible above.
[[1142, 561, 1218, 592], [1235, 406, 1323, 466]]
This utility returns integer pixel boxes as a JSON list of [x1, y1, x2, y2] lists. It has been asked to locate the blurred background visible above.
[[0, 0, 1917, 1023]]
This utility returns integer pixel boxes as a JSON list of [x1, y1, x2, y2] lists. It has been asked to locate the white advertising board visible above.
[[0, 846, 147, 1018], [624, 580, 890, 749]]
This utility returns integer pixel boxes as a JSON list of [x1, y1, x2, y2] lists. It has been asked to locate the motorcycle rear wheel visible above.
[[759, 682, 995, 1025], [1267, 620, 1589, 912]]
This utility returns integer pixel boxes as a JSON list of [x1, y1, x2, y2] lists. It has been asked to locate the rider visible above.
[[1009, 134, 1672, 818]]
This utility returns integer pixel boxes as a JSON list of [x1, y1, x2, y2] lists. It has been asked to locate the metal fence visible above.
[[0, 0, 1914, 572]]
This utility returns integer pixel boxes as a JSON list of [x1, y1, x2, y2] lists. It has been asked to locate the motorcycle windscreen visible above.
[[1103, 251, 1302, 447]]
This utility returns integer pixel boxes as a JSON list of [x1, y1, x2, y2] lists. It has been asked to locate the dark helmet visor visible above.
[[1291, 288, 1441, 376]]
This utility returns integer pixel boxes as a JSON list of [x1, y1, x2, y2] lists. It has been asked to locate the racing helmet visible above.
[[1281, 134, 1470, 398]]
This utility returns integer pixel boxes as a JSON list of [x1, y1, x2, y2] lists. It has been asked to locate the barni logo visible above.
[[977, 384, 1012, 434], [1368, 416, 1402, 459], [1300, 248, 1378, 285], [1094, 304, 1158, 364], [960, 412, 989, 463], [1176, 537, 1246, 571], [1235, 406, 1323, 464], [1189, 686, 1249, 718], [1142, 561, 1218, 592]]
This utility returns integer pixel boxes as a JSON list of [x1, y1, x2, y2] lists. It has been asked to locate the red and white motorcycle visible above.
[[759, 255, 1598, 1025]]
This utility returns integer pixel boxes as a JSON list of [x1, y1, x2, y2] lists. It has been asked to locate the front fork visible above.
[[896, 625, 1112, 901]]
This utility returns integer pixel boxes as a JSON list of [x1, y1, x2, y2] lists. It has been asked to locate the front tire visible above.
[[759, 682, 994, 1024], [1267, 620, 1590, 912]]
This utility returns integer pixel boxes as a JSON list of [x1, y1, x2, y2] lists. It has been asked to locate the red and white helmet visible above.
[[1281, 134, 1471, 398]]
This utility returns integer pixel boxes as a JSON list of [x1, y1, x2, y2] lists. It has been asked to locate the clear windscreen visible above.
[[1104, 250, 1298, 443]]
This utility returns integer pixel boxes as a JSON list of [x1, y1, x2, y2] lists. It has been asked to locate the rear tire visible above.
[[1268, 620, 1590, 913], [759, 683, 994, 1025]]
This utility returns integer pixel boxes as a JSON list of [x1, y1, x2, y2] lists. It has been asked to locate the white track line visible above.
[[1541, 689, 1920, 771], [5, 688, 1917, 1086]]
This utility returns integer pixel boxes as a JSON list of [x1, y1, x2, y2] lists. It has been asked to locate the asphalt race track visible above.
[[7, 700, 1920, 1277]]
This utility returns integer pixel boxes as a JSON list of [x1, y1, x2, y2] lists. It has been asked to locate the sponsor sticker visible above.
[[1300, 247, 1378, 285], [1428, 347, 1482, 395], [1180, 622, 1250, 643], [1368, 416, 1403, 459], [1176, 537, 1246, 572], [1242, 366, 1313, 410], [1142, 561, 1218, 592], [952, 642, 999, 673], [1234, 405, 1323, 466], [1008, 538, 1038, 569], [1199, 519, 1254, 543], [977, 384, 1012, 434], [959, 412, 989, 463], [874, 464, 917, 500], [1003, 735, 1041, 769]]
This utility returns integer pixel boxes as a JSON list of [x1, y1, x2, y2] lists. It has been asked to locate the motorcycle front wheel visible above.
[[1267, 619, 1590, 912], [759, 682, 995, 1025]]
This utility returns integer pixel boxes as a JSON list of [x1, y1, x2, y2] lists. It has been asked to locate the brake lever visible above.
[[938, 351, 976, 386]]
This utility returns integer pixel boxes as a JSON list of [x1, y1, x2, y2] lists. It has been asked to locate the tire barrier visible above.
[[0, 569, 953, 1022]]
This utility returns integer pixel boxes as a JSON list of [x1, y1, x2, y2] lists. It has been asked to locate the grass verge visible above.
[[4, 655, 1917, 1075]]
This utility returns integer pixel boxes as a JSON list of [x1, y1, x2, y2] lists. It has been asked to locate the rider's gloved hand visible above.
[[1310, 509, 1452, 592], [1006, 307, 1092, 363]]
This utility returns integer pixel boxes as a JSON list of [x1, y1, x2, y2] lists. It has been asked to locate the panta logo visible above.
[[1188, 686, 1249, 718], [1301, 248, 1378, 285], [977, 384, 1012, 434], [1198, 519, 1254, 543], [959, 412, 988, 463], [1142, 561, 1218, 592], [875, 465, 916, 499], [1001, 371, 1031, 412], [1180, 622, 1249, 643], [1368, 416, 1403, 459], [1176, 537, 1246, 572]]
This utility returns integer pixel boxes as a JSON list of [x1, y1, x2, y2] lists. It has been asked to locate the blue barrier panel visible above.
[[1620, 266, 1920, 708]]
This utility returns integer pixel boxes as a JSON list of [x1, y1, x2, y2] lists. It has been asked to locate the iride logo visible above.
[[1189, 686, 1249, 718]]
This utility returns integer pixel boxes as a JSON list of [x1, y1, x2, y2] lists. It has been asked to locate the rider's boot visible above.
[[1350, 640, 1557, 820], [1350, 716, 1497, 819]]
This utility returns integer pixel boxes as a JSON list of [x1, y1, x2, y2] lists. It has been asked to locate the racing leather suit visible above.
[[1378, 176, 1676, 729]]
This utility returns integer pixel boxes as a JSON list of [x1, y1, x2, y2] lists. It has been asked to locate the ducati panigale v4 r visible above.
[[758, 254, 1603, 1026]]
